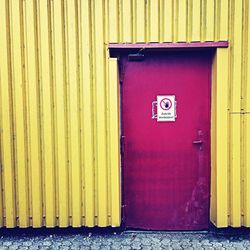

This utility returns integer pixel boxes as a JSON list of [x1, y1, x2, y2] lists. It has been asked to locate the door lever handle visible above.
[[192, 140, 203, 144]]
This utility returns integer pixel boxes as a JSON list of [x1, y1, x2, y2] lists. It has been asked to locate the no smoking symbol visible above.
[[160, 98, 172, 111]]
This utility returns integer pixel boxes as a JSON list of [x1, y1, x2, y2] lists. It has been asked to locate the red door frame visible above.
[[109, 42, 228, 57], [109, 42, 229, 229]]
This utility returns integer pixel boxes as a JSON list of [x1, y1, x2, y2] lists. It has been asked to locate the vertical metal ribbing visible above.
[[0, 0, 16, 228], [1, 0, 250, 229], [9, 0, 29, 227]]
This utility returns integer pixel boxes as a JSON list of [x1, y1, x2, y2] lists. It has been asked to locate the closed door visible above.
[[121, 50, 212, 230]]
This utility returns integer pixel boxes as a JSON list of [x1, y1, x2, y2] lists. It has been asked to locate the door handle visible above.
[[192, 140, 203, 144]]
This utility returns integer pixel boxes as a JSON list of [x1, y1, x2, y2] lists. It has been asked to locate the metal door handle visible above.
[[192, 140, 203, 144]]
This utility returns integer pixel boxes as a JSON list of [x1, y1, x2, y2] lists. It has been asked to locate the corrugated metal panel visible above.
[[0, 0, 121, 228], [0, 0, 248, 228], [210, 48, 229, 227]]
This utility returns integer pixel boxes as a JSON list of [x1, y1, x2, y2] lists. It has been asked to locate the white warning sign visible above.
[[157, 95, 176, 122]]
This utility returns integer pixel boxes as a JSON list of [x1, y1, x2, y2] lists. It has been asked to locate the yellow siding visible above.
[[80, 0, 95, 227], [163, 0, 173, 42], [206, 0, 215, 41], [25, 0, 43, 227], [219, 0, 229, 41], [191, 0, 201, 42], [245, 115, 250, 226], [210, 49, 229, 227], [122, 0, 132, 42], [53, 0, 69, 227], [135, 0, 146, 42], [245, 0, 250, 226], [0, 0, 16, 228], [9, 0, 29, 227], [229, 1, 242, 226], [149, 0, 159, 42], [177, 0, 187, 42], [39, 0, 56, 227], [66, 0, 82, 227], [0, 0, 249, 228], [109, 0, 119, 43], [108, 59, 121, 226]]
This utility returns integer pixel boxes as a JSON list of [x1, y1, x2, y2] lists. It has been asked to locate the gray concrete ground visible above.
[[0, 228, 250, 250]]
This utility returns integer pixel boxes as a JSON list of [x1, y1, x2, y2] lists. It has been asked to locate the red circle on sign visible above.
[[160, 98, 172, 110]]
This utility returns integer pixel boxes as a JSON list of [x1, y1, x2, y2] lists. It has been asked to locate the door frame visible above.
[[109, 42, 229, 228]]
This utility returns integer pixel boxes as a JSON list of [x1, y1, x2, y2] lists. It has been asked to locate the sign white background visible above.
[[157, 95, 176, 122]]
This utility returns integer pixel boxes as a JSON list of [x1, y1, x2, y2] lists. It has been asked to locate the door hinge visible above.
[[119, 61, 125, 84], [120, 136, 125, 155], [121, 204, 127, 224]]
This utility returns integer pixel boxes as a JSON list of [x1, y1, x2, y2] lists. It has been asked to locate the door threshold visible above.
[[123, 230, 209, 234]]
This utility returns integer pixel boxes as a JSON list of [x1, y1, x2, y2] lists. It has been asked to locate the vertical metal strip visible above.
[[21, 0, 31, 228], [247, 1, 250, 113], [215, 48, 229, 227], [52, 0, 69, 227], [0, 0, 16, 228], [242, 0, 248, 227], [0, 72, 3, 227], [35, 0, 45, 224], [186, 0, 192, 42], [210, 49, 218, 225], [76, 0, 84, 225], [163, 0, 173, 42], [149, 0, 159, 42], [205, 0, 215, 41], [104, 0, 111, 226], [118, 0, 122, 42], [214, 0, 220, 42], [135, 0, 146, 42], [80, 0, 95, 227], [108, 59, 121, 227], [75, 0, 82, 225], [191, 0, 201, 41], [66, 0, 82, 227], [49, 0, 59, 226], [177, 0, 187, 42], [22, 0, 32, 227], [63, 0, 72, 225], [122, 0, 132, 42], [132, 0, 136, 43], [219, 0, 229, 41], [230, 0, 242, 227], [24, 0, 43, 227], [10, 0, 29, 227], [172, 0, 178, 42], [145, 0, 150, 42], [244, 0, 250, 227], [230, 114, 241, 226], [38, 0, 56, 227], [109, 0, 119, 43], [245, 114, 250, 226], [200, 0, 206, 42], [159, 0, 164, 42], [90, 0, 98, 226], [94, 0, 108, 227]]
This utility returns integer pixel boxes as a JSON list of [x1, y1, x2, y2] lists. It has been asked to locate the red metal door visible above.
[[122, 50, 212, 230]]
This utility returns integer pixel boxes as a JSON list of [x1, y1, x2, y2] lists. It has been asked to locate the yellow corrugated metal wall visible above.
[[0, 0, 249, 228]]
